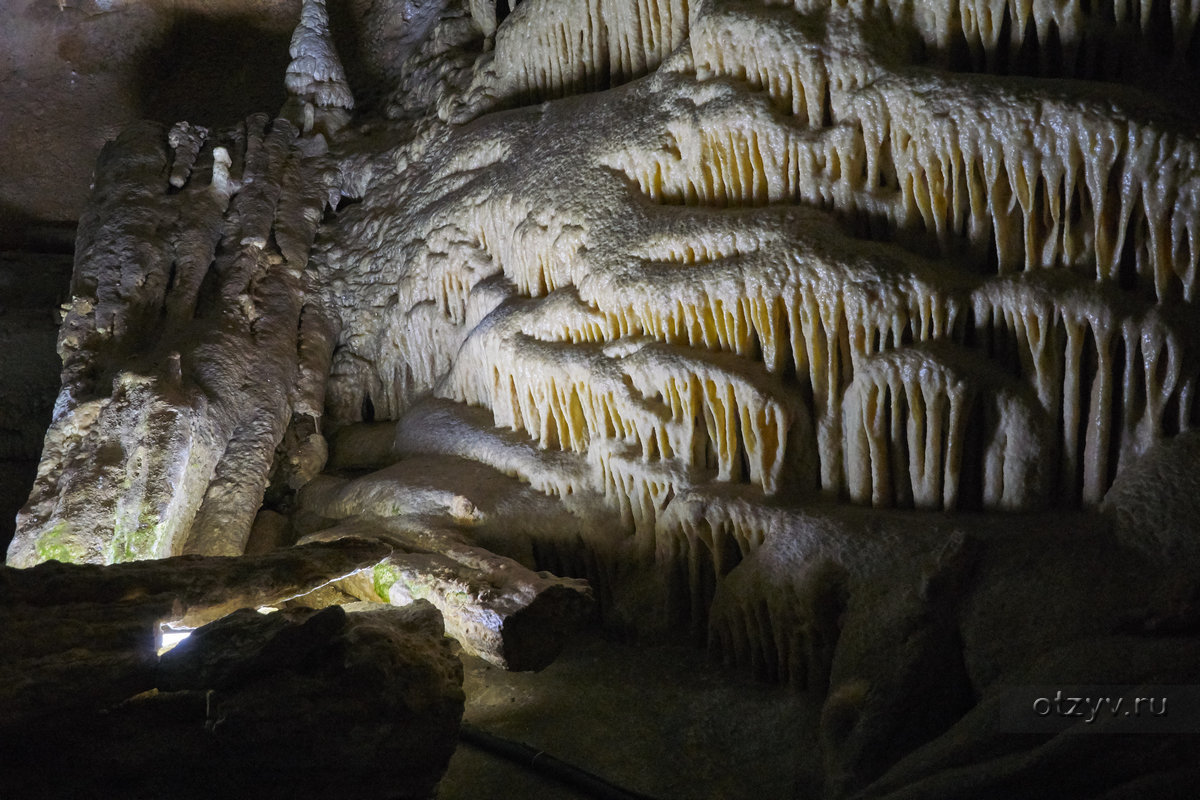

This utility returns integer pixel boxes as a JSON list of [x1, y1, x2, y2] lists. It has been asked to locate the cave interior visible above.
[[3, 0, 1200, 798]]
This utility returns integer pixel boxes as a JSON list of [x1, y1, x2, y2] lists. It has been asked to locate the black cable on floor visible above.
[[458, 722, 662, 800]]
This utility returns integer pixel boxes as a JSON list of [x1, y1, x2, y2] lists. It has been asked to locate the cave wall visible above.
[[5, 2, 1200, 794], [7, 0, 1200, 636], [0, 0, 305, 249]]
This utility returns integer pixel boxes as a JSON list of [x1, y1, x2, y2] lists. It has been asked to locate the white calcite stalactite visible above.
[[325, 8, 1200, 544], [283, 0, 355, 137], [455, 0, 692, 118], [7, 2, 1200, 796], [299, 4, 1200, 705], [18, 0, 1194, 574], [842, 343, 1052, 511]]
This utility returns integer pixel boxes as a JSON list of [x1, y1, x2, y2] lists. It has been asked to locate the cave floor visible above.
[[439, 631, 821, 800]]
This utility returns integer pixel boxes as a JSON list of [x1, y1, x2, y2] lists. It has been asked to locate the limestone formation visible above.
[[297, 467, 595, 669], [282, 0, 355, 137], [8, 113, 339, 566], [8, 0, 1200, 796]]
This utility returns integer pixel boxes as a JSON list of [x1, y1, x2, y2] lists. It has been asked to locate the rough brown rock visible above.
[[7, 111, 340, 566], [0, 541, 462, 800]]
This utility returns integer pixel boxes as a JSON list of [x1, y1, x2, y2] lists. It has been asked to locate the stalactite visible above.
[[249, 0, 1200, 695], [461, 0, 691, 113]]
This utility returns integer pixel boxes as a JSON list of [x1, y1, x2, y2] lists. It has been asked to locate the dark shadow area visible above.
[[327, 0, 382, 113], [133, 13, 293, 128], [0, 462, 37, 558], [910, 3, 1200, 118], [326, 0, 511, 115], [442, 635, 819, 800], [325, 0, 454, 115], [0, 251, 72, 556], [0, 202, 77, 254], [496, 0, 515, 26]]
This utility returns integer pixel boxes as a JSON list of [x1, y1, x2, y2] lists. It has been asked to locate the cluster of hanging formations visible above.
[[290, 0, 1200, 679], [466, 0, 693, 106], [331, 0, 1200, 540]]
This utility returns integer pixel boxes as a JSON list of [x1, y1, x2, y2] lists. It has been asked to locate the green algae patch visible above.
[[107, 509, 164, 564], [373, 561, 401, 601], [34, 523, 78, 563]]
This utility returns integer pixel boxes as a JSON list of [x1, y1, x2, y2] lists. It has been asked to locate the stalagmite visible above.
[[10, 115, 339, 566]]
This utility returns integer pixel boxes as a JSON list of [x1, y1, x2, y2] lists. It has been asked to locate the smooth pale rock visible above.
[[305, 519, 594, 671], [366, 547, 592, 671], [1101, 430, 1200, 564], [0, 538, 390, 628], [852, 635, 1200, 800], [693, 496, 1200, 797], [295, 454, 600, 670]]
